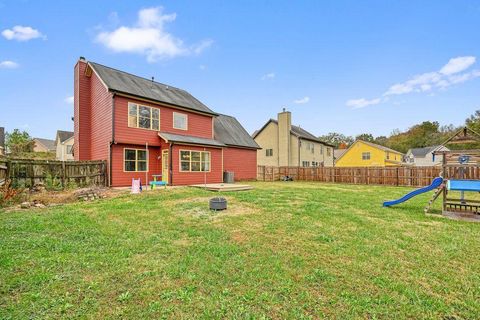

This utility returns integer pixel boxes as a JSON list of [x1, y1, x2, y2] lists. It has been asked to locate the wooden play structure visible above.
[[431, 127, 480, 217], [385, 127, 480, 220]]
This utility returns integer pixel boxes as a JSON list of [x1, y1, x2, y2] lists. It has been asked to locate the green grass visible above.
[[1, 182, 480, 319]]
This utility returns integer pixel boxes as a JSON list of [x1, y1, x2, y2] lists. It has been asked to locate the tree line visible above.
[[319, 110, 480, 153]]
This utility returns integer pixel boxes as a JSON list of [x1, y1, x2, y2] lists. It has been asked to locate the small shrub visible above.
[[44, 173, 62, 191]]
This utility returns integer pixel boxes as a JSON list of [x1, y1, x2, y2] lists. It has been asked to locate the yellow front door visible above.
[[162, 150, 169, 183]]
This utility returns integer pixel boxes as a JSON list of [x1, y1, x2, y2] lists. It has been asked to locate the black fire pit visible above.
[[209, 197, 227, 211]]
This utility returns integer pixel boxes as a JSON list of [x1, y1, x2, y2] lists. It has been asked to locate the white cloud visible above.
[[346, 98, 382, 109], [2, 25, 45, 41], [261, 72, 275, 80], [0, 60, 19, 69], [95, 7, 212, 62], [347, 56, 480, 109], [64, 96, 74, 104], [439, 56, 476, 75], [293, 96, 310, 104], [199, 64, 207, 70]]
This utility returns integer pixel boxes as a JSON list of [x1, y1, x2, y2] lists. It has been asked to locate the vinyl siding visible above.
[[111, 144, 162, 187], [170, 144, 223, 185], [114, 96, 214, 147], [74, 60, 91, 160], [223, 147, 257, 181]]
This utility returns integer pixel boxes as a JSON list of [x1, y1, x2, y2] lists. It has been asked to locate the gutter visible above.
[[169, 143, 173, 185], [109, 92, 116, 187]]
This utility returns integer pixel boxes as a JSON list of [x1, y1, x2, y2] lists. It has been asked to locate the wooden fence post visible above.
[[61, 161, 66, 189]]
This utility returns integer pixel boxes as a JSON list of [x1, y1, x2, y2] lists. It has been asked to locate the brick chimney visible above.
[[278, 108, 291, 166]]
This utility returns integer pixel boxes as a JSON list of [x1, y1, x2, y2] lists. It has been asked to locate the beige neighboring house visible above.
[[405, 145, 449, 166], [55, 130, 74, 161], [253, 110, 335, 167], [33, 138, 56, 153]]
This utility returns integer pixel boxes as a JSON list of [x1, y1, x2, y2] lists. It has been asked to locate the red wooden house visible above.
[[74, 57, 260, 187]]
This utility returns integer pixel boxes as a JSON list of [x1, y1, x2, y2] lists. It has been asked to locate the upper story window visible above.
[[320, 145, 323, 154], [362, 152, 371, 160], [173, 112, 188, 130], [66, 145, 73, 154], [327, 147, 331, 156], [266, 149, 273, 157], [386, 152, 390, 160], [128, 103, 160, 131]]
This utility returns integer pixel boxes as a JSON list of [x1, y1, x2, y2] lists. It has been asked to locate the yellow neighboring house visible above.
[[335, 140, 404, 167]]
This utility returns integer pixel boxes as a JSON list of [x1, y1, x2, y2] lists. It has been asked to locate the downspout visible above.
[[298, 138, 301, 167], [109, 92, 116, 187], [169, 143, 174, 185]]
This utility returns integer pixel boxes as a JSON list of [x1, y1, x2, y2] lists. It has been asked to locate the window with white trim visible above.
[[362, 152, 371, 160], [173, 112, 188, 130], [266, 149, 273, 157], [128, 103, 160, 130], [66, 145, 73, 154], [302, 161, 310, 167], [180, 150, 211, 172], [124, 149, 148, 172]]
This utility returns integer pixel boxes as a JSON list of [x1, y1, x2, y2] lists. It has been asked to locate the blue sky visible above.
[[1, 0, 480, 140]]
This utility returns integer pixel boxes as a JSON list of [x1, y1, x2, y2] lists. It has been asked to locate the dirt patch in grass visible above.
[[170, 196, 260, 220]]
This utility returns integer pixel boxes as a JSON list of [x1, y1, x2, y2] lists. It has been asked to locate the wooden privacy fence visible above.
[[4, 159, 107, 189], [257, 165, 451, 187]]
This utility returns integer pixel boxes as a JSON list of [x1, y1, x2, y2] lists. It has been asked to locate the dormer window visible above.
[[173, 112, 188, 130]]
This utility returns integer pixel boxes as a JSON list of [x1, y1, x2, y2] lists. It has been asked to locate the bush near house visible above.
[[1, 182, 479, 318]]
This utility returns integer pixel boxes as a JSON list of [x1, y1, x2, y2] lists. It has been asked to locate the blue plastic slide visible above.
[[383, 177, 443, 207]]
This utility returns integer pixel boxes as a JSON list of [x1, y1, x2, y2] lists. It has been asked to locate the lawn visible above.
[[1, 182, 479, 319]]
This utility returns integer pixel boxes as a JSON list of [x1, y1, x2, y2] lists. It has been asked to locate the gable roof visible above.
[[34, 138, 56, 151], [88, 61, 217, 116], [335, 140, 404, 162], [359, 140, 404, 154], [407, 145, 446, 158], [214, 114, 260, 149], [252, 119, 334, 147], [334, 149, 347, 159], [56, 130, 74, 144]]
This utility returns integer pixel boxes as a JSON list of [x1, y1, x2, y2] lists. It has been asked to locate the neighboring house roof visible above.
[[334, 149, 347, 159], [214, 114, 261, 149], [252, 119, 334, 147], [0, 127, 4, 149], [88, 61, 217, 116], [34, 138, 56, 151], [56, 130, 74, 144], [359, 140, 404, 155], [407, 145, 447, 158], [159, 132, 226, 148], [335, 140, 404, 162]]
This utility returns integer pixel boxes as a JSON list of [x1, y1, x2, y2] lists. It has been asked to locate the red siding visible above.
[[171, 145, 223, 186], [114, 96, 214, 146], [74, 60, 91, 160], [223, 147, 258, 181], [90, 71, 112, 161], [111, 144, 161, 187]]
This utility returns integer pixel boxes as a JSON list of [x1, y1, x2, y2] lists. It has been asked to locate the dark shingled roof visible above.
[[408, 145, 444, 158], [253, 119, 334, 147], [159, 132, 226, 148], [88, 61, 217, 116], [0, 127, 4, 149], [57, 130, 74, 143], [214, 114, 260, 149], [34, 138, 56, 151]]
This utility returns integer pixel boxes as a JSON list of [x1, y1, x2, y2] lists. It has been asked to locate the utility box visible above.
[[223, 171, 234, 183]]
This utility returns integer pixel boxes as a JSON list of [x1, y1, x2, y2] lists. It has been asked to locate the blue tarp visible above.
[[447, 180, 480, 192]]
